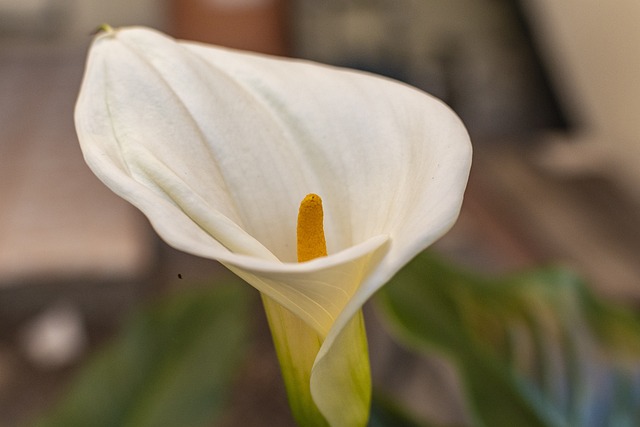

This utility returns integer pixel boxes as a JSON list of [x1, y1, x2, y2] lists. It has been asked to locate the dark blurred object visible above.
[[170, 0, 290, 55], [292, 0, 566, 138]]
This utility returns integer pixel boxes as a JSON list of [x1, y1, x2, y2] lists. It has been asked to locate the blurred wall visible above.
[[522, 0, 640, 198], [0, 0, 167, 42], [69, 0, 167, 36]]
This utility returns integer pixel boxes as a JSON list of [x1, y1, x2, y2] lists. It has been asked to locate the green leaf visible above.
[[376, 251, 640, 427], [32, 282, 251, 427]]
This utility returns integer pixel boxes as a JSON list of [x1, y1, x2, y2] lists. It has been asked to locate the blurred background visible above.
[[1, 0, 639, 426]]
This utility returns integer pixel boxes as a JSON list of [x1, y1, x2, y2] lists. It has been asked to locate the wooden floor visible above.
[[0, 42, 639, 426]]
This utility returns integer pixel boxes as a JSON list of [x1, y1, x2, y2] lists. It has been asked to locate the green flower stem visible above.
[[262, 295, 372, 427], [262, 295, 329, 426]]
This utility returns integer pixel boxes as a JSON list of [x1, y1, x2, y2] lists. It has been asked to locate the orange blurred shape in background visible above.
[[171, 0, 289, 56]]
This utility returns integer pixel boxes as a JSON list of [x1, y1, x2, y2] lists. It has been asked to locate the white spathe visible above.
[[75, 26, 471, 425]]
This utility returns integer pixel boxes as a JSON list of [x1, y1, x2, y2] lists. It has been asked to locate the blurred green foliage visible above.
[[377, 251, 640, 427], [31, 283, 251, 427], [30, 251, 640, 427]]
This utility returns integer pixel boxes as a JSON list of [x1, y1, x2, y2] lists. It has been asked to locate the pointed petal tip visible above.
[[91, 24, 115, 37]]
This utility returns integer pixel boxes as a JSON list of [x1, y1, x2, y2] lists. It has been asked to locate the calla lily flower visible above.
[[75, 26, 471, 426]]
